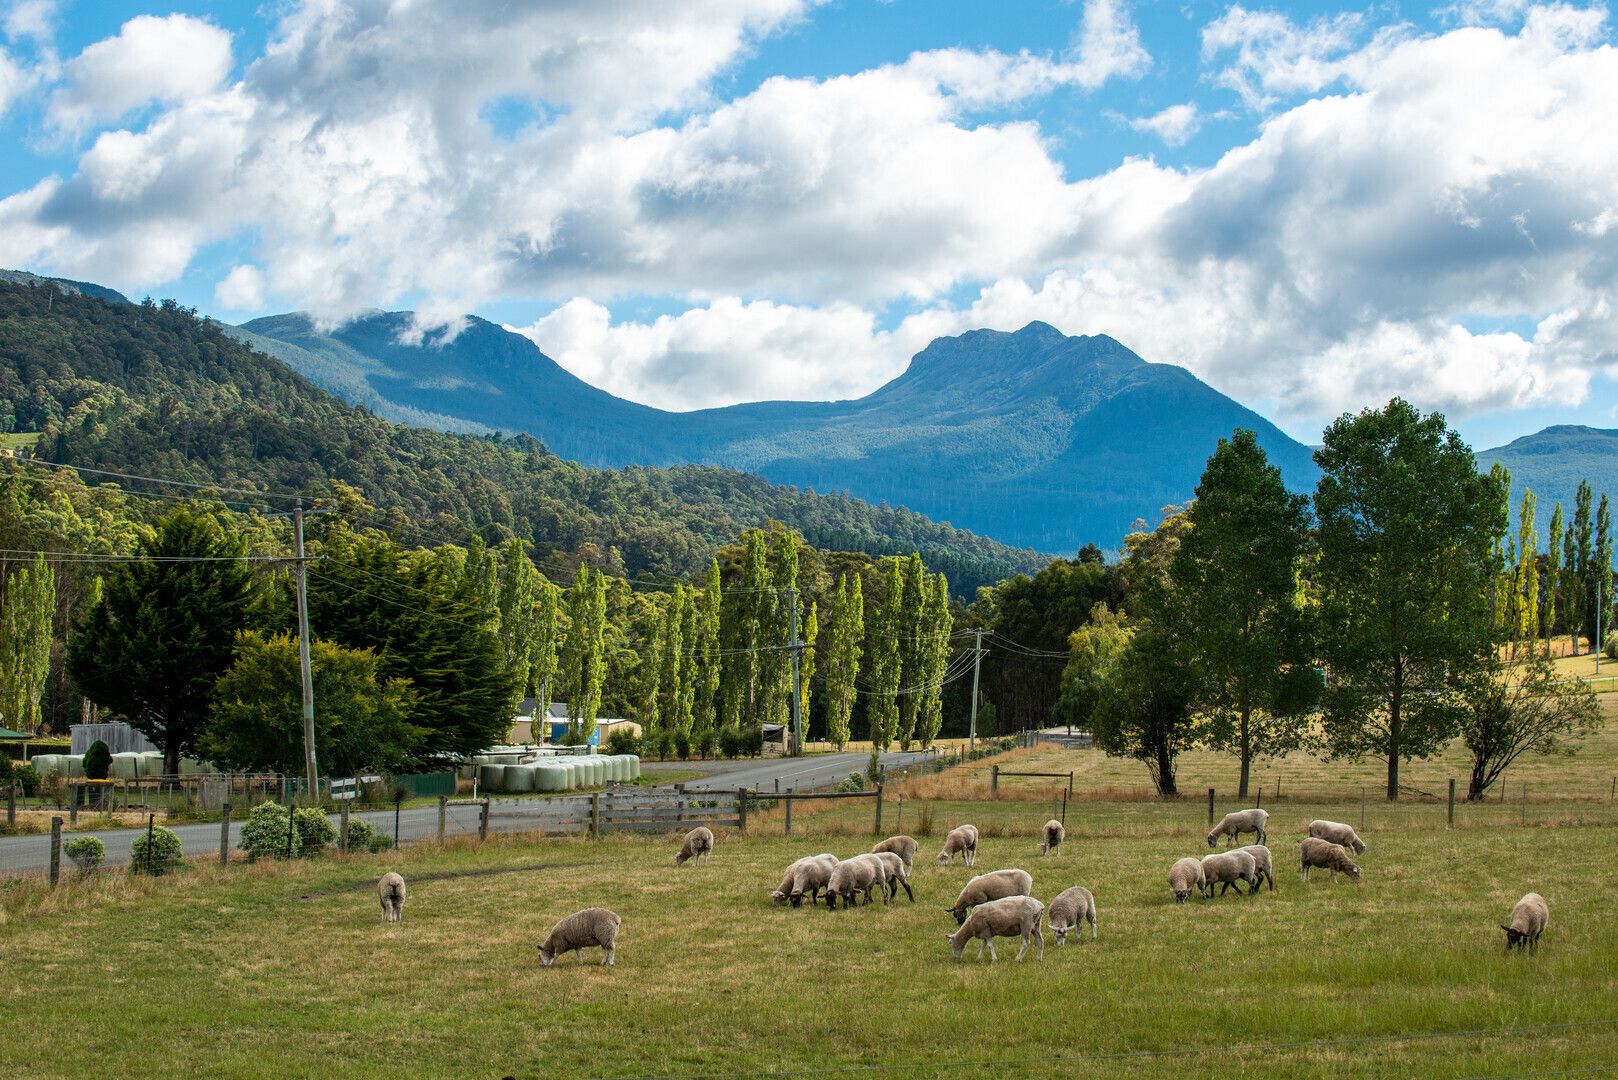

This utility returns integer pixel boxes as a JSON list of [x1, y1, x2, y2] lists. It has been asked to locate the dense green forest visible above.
[[0, 281, 1042, 597]]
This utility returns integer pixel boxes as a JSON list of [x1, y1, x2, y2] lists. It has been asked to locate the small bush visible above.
[[916, 806, 936, 838], [1605, 633, 1617, 661], [37, 771, 65, 808], [344, 818, 375, 852], [82, 740, 112, 781], [12, 763, 38, 797], [294, 806, 337, 855], [604, 728, 642, 756], [836, 772, 865, 793], [718, 725, 741, 760], [368, 833, 393, 853], [130, 825, 183, 875], [239, 802, 301, 860], [866, 750, 882, 785], [672, 729, 691, 761], [64, 835, 105, 873], [740, 726, 764, 758]]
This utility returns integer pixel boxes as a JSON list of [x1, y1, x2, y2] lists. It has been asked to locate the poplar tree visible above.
[[916, 573, 953, 748], [0, 552, 56, 734], [825, 574, 863, 750], [674, 586, 699, 757], [562, 568, 608, 745], [1566, 481, 1591, 653], [1512, 491, 1539, 649], [495, 539, 539, 693], [531, 577, 562, 723], [762, 532, 799, 732], [896, 553, 926, 750], [657, 588, 689, 757], [1544, 503, 1563, 656], [866, 559, 904, 751], [638, 604, 667, 757], [1587, 494, 1612, 649], [798, 600, 818, 739], [691, 560, 723, 758]]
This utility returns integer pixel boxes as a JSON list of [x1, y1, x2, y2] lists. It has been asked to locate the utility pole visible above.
[[788, 587, 804, 756], [968, 628, 984, 753], [293, 500, 319, 799]]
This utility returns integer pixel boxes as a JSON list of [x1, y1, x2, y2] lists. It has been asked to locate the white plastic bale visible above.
[[478, 764, 507, 793], [504, 765, 535, 793], [110, 752, 143, 779]]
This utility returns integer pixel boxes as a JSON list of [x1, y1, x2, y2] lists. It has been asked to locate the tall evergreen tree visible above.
[[0, 552, 56, 735], [1545, 503, 1563, 656], [1314, 399, 1506, 800], [562, 568, 608, 745], [825, 574, 863, 751]]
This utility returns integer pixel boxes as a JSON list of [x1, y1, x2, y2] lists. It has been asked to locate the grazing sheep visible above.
[[1168, 857, 1205, 904], [870, 850, 915, 903], [1299, 837, 1362, 883], [1307, 819, 1367, 855], [872, 835, 919, 875], [1048, 886, 1097, 944], [538, 907, 621, 967], [1236, 844, 1276, 893], [946, 895, 1045, 962], [936, 824, 979, 866], [1207, 808, 1269, 848], [1501, 893, 1549, 953], [378, 872, 406, 923], [947, 868, 1034, 925], [825, 853, 885, 910], [771, 854, 839, 907], [1040, 819, 1065, 857], [1200, 850, 1258, 897], [675, 826, 714, 866]]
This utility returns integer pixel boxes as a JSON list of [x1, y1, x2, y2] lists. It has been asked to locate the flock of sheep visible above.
[[368, 805, 1550, 964]]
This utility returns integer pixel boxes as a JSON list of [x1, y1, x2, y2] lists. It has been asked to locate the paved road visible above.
[[674, 749, 940, 793]]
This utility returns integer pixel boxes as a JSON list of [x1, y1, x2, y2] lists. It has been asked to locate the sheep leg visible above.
[[602, 946, 615, 966], [974, 938, 986, 960], [576, 949, 585, 966], [1015, 935, 1030, 961], [1090, 912, 1098, 941], [899, 878, 914, 902], [984, 938, 997, 962]]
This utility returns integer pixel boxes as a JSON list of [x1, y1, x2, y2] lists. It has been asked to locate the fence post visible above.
[[785, 793, 793, 835], [339, 800, 350, 852], [49, 816, 62, 887], [1061, 789, 1068, 826], [69, 786, 78, 825], [220, 802, 232, 866], [1257, 787, 1263, 810], [1068, 771, 1074, 797], [590, 792, 600, 840], [991, 765, 999, 793], [874, 784, 884, 837], [737, 790, 749, 834], [286, 801, 296, 860], [1447, 779, 1455, 828], [1207, 788, 1215, 827], [480, 797, 491, 842], [438, 796, 447, 841]]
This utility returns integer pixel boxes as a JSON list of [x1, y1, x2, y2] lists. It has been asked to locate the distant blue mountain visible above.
[[239, 313, 1322, 551], [1478, 425, 1618, 526], [0, 269, 129, 304]]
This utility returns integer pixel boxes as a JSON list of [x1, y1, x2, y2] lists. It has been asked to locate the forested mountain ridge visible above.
[[0, 279, 1044, 594], [1479, 426, 1618, 534], [242, 312, 1323, 550]]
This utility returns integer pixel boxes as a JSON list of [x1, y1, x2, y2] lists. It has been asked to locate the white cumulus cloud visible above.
[[48, 14, 232, 133]]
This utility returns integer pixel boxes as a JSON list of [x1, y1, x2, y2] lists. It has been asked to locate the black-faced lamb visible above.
[[675, 826, 714, 866], [936, 824, 979, 866], [1299, 837, 1361, 883], [1207, 808, 1269, 848], [772, 854, 839, 907], [1168, 857, 1205, 904], [1307, 819, 1367, 855], [1047, 886, 1097, 944], [538, 907, 621, 967], [1200, 850, 1258, 896], [1236, 844, 1275, 892], [870, 850, 915, 903], [945, 895, 1045, 962], [1040, 819, 1065, 857], [825, 853, 884, 910], [1501, 892, 1549, 953], [872, 835, 918, 875], [378, 871, 406, 923], [947, 868, 1034, 925]]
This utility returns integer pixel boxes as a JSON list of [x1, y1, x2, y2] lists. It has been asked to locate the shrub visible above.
[[368, 833, 394, 853], [294, 806, 337, 855], [1605, 633, 1617, 661], [64, 835, 105, 873], [0, 756, 11, 787], [344, 818, 375, 852], [12, 763, 38, 797], [130, 825, 183, 875], [82, 740, 112, 781], [604, 728, 641, 756], [671, 729, 691, 761], [239, 802, 301, 860], [718, 725, 741, 760], [37, 770, 65, 808], [865, 750, 882, 785], [835, 772, 864, 793], [740, 726, 764, 758]]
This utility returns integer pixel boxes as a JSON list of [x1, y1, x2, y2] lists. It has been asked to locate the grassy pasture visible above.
[[2, 798, 1615, 1079]]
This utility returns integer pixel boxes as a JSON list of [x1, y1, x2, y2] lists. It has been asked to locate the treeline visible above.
[[0, 280, 1043, 596]]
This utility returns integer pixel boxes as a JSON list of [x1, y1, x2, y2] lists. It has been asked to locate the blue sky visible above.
[[2, 0, 1617, 450]]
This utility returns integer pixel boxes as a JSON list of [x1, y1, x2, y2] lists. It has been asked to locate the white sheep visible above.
[[538, 907, 621, 967], [1040, 819, 1065, 857], [1207, 808, 1269, 848], [870, 850, 915, 903], [1307, 819, 1367, 855], [947, 868, 1034, 925], [936, 824, 979, 866], [675, 826, 714, 866], [1299, 837, 1361, 883], [1200, 850, 1258, 897], [945, 895, 1045, 962], [1501, 893, 1549, 953], [825, 853, 885, 910], [1235, 844, 1276, 893], [771, 854, 839, 907], [871, 835, 919, 876], [1047, 886, 1097, 944], [1168, 857, 1205, 904], [378, 871, 406, 923]]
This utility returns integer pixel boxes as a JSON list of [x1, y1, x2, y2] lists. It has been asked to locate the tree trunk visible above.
[[1467, 763, 1489, 801], [1154, 741, 1177, 797], [1237, 707, 1251, 800], [164, 744, 181, 778]]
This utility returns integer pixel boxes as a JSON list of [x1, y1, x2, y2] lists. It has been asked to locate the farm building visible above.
[[508, 700, 641, 747]]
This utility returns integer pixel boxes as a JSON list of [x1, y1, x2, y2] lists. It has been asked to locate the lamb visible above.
[[1040, 819, 1065, 857], [1207, 808, 1269, 848], [1299, 837, 1362, 883], [871, 835, 919, 875], [870, 850, 915, 903], [1200, 850, 1258, 897], [1501, 892, 1549, 953], [378, 872, 406, 923], [936, 824, 979, 866], [674, 826, 714, 866], [1047, 886, 1097, 945], [771, 854, 839, 907], [1236, 844, 1276, 893], [825, 853, 885, 910], [945, 895, 1045, 962], [537, 907, 621, 967], [1307, 819, 1367, 855], [947, 868, 1034, 925], [1168, 857, 1205, 904]]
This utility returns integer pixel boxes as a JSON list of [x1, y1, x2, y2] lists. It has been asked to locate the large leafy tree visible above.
[[1090, 626, 1196, 797], [1054, 602, 1134, 735], [0, 552, 56, 734], [1161, 430, 1316, 798], [561, 567, 608, 744], [204, 632, 422, 776], [69, 508, 258, 774], [1457, 650, 1601, 800], [824, 574, 863, 750], [495, 538, 541, 694], [690, 559, 723, 758], [865, 558, 904, 751], [915, 573, 953, 748], [1313, 399, 1506, 800]]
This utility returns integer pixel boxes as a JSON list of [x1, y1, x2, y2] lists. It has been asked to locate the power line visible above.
[[17, 457, 308, 503]]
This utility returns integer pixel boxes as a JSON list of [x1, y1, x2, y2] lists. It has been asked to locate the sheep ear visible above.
[[1500, 925, 1514, 934]]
